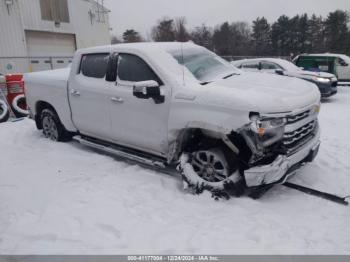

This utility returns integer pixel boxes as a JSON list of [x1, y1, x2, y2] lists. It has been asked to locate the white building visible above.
[[0, 0, 111, 73]]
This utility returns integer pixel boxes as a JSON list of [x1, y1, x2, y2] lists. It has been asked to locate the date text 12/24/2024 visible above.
[[127, 256, 220, 261]]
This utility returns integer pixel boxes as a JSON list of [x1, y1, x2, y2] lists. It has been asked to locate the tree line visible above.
[[111, 10, 350, 57]]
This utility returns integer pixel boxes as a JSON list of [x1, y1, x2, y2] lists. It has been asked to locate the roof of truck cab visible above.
[[77, 42, 200, 55], [75, 42, 201, 86]]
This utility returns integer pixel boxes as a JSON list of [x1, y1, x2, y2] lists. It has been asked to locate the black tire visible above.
[[40, 108, 72, 142], [12, 94, 29, 118], [179, 147, 245, 198], [0, 99, 10, 123]]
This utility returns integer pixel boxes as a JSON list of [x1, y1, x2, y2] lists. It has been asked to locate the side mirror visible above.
[[133, 80, 165, 104], [275, 69, 284, 75]]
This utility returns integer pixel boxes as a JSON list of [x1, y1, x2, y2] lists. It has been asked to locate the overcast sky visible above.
[[103, 0, 350, 39]]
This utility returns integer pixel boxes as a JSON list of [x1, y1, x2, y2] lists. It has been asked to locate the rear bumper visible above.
[[244, 127, 321, 188]]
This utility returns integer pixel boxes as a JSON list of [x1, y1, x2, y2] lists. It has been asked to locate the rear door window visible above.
[[241, 62, 260, 70], [80, 53, 110, 78], [261, 62, 282, 70], [117, 54, 162, 84]]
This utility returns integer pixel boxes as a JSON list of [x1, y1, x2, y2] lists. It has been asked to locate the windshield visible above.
[[168, 47, 238, 83], [277, 59, 302, 72]]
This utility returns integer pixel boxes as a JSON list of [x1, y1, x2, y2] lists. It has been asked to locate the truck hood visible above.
[[201, 71, 320, 113]]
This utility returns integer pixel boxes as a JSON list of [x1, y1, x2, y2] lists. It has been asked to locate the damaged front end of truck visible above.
[[232, 103, 321, 189], [175, 102, 321, 197]]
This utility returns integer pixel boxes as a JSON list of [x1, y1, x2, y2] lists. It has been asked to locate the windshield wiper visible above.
[[200, 72, 239, 85], [223, 73, 239, 79]]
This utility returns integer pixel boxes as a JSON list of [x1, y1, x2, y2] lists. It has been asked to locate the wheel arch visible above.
[[171, 126, 252, 170], [175, 127, 250, 197]]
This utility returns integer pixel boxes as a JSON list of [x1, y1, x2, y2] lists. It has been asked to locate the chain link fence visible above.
[[221, 55, 291, 62], [0, 55, 292, 74]]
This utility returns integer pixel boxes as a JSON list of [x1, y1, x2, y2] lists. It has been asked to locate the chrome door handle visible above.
[[110, 97, 124, 103], [70, 90, 80, 96]]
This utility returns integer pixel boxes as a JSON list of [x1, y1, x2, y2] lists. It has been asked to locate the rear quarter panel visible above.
[[24, 68, 77, 132]]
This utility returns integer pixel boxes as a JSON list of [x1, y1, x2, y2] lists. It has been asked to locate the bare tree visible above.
[[190, 24, 213, 50], [152, 18, 176, 42], [174, 17, 190, 42]]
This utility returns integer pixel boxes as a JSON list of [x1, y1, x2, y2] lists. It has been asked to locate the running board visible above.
[[73, 135, 167, 169]]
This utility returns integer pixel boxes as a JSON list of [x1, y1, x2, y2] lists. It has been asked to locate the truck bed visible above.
[[24, 68, 76, 132], [24, 68, 70, 88]]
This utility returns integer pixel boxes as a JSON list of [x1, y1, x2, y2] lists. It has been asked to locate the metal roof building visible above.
[[0, 0, 111, 73]]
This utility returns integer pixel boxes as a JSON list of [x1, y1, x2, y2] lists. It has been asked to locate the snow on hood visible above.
[[197, 71, 320, 113]]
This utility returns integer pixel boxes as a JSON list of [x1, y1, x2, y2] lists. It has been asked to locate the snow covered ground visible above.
[[1, 88, 350, 255]]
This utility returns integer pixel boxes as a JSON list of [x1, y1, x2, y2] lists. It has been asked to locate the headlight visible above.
[[249, 113, 286, 147], [313, 77, 330, 83], [311, 104, 321, 115]]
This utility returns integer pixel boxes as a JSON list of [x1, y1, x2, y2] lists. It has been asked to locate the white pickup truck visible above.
[[25, 42, 321, 196]]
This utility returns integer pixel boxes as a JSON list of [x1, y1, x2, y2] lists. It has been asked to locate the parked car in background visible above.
[[293, 54, 350, 85], [25, 42, 321, 196], [233, 58, 338, 98]]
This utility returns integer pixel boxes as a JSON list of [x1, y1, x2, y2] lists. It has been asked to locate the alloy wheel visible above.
[[42, 115, 59, 141], [191, 149, 229, 182]]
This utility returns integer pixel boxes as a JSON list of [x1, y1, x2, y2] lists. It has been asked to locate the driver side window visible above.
[[242, 62, 260, 70], [261, 62, 282, 70], [118, 54, 162, 85], [336, 58, 348, 67]]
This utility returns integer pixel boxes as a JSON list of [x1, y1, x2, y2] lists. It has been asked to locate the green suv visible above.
[[294, 54, 350, 85]]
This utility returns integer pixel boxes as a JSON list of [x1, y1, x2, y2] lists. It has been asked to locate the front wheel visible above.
[[179, 147, 245, 197], [40, 109, 71, 142]]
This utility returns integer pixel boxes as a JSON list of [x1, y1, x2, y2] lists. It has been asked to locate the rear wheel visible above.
[[180, 147, 245, 197], [40, 109, 72, 142]]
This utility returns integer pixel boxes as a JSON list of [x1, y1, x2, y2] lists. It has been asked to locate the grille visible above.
[[286, 110, 311, 124], [283, 120, 317, 154]]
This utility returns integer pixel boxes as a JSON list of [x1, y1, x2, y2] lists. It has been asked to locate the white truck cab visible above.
[[24, 42, 321, 197]]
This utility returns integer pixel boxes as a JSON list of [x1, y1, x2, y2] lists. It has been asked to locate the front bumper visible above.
[[244, 126, 321, 188], [317, 82, 338, 98]]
